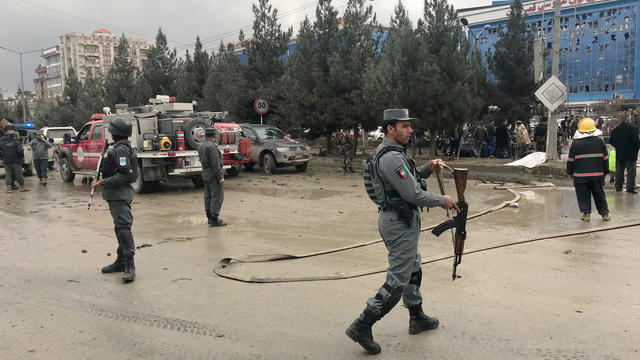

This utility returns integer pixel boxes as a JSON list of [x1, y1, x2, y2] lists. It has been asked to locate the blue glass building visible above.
[[460, 0, 640, 103]]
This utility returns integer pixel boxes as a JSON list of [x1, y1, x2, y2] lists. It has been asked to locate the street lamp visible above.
[[458, 18, 490, 159], [0, 46, 42, 124], [460, 19, 491, 95]]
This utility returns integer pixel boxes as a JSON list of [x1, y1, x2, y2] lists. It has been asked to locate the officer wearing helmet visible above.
[[91, 117, 139, 283], [198, 127, 226, 227], [567, 117, 610, 222], [346, 109, 459, 354]]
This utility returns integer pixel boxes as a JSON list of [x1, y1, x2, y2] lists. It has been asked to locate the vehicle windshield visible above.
[[254, 127, 286, 140], [46, 129, 75, 138]]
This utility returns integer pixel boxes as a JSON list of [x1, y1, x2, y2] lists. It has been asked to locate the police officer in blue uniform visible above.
[[91, 117, 138, 283], [346, 109, 459, 354]]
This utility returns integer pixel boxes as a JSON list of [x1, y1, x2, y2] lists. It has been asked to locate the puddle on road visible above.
[[232, 186, 345, 199], [158, 236, 197, 244]]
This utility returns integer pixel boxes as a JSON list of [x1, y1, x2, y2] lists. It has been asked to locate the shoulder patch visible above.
[[119, 156, 127, 166], [395, 165, 409, 179]]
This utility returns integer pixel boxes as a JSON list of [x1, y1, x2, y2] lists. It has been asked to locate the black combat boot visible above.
[[211, 216, 227, 227], [345, 309, 381, 354], [206, 211, 214, 226], [122, 254, 135, 283], [408, 303, 439, 335], [101, 249, 125, 273]]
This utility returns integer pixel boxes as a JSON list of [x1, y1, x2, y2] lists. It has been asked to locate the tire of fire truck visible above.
[[132, 162, 153, 194], [295, 163, 308, 172], [262, 153, 276, 175], [191, 176, 204, 188], [183, 118, 210, 150], [225, 165, 241, 177], [59, 157, 75, 182]]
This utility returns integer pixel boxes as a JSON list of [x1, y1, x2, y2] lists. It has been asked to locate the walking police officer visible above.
[[91, 117, 138, 283], [198, 128, 226, 227], [346, 109, 459, 354]]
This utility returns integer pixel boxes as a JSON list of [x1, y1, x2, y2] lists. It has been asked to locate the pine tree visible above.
[[104, 34, 135, 107], [192, 36, 210, 101], [279, 17, 320, 135], [203, 42, 249, 120], [339, 0, 379, 151], [243, 0, 293, 122], [246, 0, 293, 89], [140, 28, 178, 99], [488, 0, 536, 124], [363, 1, 424, 130], [312, 0, 341, 148], [79, 69, 105, 124], [63, 67, 82, 106], [417, 0, 475, 150]]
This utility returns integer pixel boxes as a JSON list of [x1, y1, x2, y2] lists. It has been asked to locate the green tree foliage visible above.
[[363, 1, 424, 128], [175, 36, 210, 103], [139, 28, 178, 99], [488, 0, 536, 124], [417, 0, 475, 149], [104, 34, 136, 107], [63, 67, 82, 106], [243, 0, 293, 122], [203, 42, 249, 120]]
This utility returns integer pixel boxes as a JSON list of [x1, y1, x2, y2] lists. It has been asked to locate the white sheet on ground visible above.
[[505, 152, 547, 168]]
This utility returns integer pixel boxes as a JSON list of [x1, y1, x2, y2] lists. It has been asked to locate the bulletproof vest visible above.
[[363, 146, 395, 207], [102, 142, 138, 183]]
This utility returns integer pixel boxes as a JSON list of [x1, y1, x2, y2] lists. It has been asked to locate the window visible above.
[[244, 128, 257, 140], [91, 123, 103, 141], [77, 125, 91, 142], [254, 127, 286, 140]]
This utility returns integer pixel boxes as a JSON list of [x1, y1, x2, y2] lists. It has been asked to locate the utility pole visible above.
[[0, 46, 42, 123], [546, 0, 562, 160]]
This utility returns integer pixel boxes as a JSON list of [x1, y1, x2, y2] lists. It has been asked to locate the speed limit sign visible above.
[[254, 98, 269, 115]]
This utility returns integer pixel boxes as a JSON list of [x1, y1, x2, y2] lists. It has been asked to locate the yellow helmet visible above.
[[578, 118, 596, 133]]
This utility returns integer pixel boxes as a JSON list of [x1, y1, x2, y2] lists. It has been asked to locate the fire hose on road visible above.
[[214, 181, 640, 283]]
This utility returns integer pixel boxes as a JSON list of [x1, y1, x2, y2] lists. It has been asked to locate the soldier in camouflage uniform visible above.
[[346, 109, 459, 354], [338, 129, 354, 173]]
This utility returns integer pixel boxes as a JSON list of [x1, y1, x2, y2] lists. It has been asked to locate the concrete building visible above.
[[459, 0, 640, 107], [40, 45, 62, 98], [33, 64, 48, 99], [36, 29, 150, 98]]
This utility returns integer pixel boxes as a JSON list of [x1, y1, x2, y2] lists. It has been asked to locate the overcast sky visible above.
[[0, 0, 489, 98]]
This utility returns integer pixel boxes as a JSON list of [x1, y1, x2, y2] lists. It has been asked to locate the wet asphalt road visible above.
[[0, 166, 639, 359]]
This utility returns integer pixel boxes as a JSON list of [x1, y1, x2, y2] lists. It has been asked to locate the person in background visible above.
[[567, 118, 610, 222], [29, 130, 54, 185]]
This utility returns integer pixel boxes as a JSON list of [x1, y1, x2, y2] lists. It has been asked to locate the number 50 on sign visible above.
[[254, 98, 269, 115]]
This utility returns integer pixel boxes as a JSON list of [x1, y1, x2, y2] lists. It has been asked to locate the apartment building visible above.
[[36, 29, 150, 98]]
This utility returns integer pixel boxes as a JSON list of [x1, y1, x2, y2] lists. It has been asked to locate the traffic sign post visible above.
[[254, 98, 269, 124], [535, 75, 567, 161]]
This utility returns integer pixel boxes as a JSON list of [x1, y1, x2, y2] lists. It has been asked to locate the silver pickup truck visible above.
[[240, 123, 311, 174]]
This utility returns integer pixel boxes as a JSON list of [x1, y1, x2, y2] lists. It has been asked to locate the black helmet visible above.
[[108, 117, 132, 137], [204, 127, 217, 137]]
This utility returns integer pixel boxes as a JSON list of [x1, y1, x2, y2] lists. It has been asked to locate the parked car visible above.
[[41, 126, 77, 145], [368, 126, 384, 141], [240, 124, 311, 174]]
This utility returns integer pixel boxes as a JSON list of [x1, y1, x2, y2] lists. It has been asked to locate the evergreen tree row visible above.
[[17, 0, 535, 152]]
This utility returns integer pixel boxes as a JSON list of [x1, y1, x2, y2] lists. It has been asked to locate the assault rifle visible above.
[[431, 168, 469, 281], [88, 138, 110, 210]]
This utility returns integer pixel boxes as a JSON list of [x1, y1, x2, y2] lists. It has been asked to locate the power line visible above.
[[200, 0, 350, 53], [178, 0, 323, 52], [18, 0, 191, 46]]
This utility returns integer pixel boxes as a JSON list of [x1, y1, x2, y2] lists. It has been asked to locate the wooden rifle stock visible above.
[[452, 168, 468, 281]]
